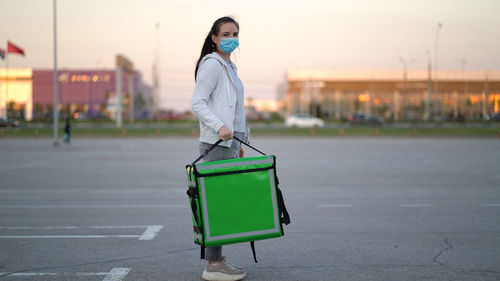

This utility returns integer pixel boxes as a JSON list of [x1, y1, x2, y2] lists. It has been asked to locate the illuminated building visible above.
[[285, 70, 500, 121]]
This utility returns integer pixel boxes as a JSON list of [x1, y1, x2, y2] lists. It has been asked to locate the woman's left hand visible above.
[[239, 147, 244, 158]]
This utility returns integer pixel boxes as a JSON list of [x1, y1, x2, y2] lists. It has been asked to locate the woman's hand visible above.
[[239, 147, 245, 158], [218, 125, 233, 141]]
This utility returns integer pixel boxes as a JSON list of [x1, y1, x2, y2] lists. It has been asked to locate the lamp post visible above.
[[433, 22, 443, 121], [399, 57, 415, 94], [425, 50, 432, 121], [457, 59, 467, 120], [399, 56, 414, 121], [52, 0, 59, 146]]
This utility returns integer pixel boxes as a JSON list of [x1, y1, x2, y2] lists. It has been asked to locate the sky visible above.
[[1, 0, 499, 111]]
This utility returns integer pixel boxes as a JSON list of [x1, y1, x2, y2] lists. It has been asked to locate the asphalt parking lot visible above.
[[1, 137, 499, 281]]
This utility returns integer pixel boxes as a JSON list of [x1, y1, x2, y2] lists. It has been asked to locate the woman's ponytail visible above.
[[195, 33, 216, 81]]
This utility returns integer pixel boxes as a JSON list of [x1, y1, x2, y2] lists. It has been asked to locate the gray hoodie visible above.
[[192, 53, 248, 147]]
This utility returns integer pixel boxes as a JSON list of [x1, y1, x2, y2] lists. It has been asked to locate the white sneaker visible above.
[[202, 256, 246, 281]]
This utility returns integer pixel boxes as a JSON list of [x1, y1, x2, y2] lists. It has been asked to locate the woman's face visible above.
[[212, 22, 239, 52]]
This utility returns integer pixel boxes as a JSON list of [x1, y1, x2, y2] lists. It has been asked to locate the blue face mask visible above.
[[220, 38, 239, 54]]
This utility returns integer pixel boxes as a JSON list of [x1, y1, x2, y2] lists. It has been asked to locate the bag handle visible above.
[[191, 136, 266, 166], [191, 139, 223, 166]]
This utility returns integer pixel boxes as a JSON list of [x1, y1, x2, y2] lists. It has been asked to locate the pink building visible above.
[[32, 69, 152, 120]]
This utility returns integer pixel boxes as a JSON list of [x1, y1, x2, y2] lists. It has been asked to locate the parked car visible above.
[[0, 118, 19, 128], [348, 113, 384, 127], [285, 114, 325, 128], [490, 113, 500, 122]]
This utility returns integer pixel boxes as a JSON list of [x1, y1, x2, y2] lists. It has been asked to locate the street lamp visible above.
[[52, 0, 59, 146], [434, 22, 443, 121], [425, 50, 432, 121], [399, 56, 415, 95], [398, 56, 414, 121]]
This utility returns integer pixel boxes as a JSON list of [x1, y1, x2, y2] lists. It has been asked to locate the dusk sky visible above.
[[1, 0, 499, 110]]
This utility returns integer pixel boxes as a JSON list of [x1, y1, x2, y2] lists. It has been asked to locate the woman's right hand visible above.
[[218, 125, 233, 141]]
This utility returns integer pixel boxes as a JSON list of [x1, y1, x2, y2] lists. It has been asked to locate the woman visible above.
[[191, 16, 249, 281]]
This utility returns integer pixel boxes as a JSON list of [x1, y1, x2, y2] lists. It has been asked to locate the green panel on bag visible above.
[[204, 170, 275, 237]]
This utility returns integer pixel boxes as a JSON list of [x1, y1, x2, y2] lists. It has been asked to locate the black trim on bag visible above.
[[186, 164, 207, 259], [193, 226, 202, 233]]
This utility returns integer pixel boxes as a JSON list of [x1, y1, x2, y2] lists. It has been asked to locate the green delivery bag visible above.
[[186, 136, 290, 262]]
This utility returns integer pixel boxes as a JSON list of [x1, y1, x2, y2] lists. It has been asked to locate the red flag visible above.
[[7, 41, 25, 56]]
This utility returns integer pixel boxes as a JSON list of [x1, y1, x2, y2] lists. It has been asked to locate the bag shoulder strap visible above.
[[250, 241, 258, 263], [191, 139, 223, 166], [191, 137, 266, 166]]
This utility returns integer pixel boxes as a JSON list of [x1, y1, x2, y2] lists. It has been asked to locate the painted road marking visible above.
[[0, 268, 130, 280], [3, 161, 49, 171], [139, 225, 163, 240], [317, 204, 352, 208], [0, 225, 162, 240], [0, 235, 140, 239], [399, 203, 433, 207], [0, 188, 182, 194], [0, 204, 184, 208], [0, 272, 108, 276], [102, 268, 131, 281], [0, 225, 152, 230]]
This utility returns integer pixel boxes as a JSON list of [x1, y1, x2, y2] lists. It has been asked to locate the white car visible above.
[[285, 114, 325, 128]]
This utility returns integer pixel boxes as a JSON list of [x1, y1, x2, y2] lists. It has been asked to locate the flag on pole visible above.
[[0, 47, 5, 60], [7, 41, 25, 56]]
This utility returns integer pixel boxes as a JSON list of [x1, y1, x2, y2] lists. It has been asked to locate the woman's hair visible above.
[[195, 16, 239, 81]]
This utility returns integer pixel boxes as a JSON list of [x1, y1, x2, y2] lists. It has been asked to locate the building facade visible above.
[[1, 68, 153, 121], [285, 70, 500, 121]]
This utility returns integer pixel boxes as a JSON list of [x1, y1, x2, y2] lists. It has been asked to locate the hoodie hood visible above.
[[200, 52, 233, 70]]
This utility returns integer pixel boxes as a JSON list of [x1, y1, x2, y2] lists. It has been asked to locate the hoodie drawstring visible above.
[[225, 69, 233, 107]]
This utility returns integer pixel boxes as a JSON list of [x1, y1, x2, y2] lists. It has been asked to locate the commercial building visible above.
[[0, 68, 153, 121], [285, 70, 500, 121]]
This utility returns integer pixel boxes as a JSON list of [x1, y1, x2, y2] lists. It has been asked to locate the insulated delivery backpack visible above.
[[186, 136, 291, 262]]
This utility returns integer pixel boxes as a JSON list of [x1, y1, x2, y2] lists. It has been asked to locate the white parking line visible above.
[[0, 204, 185, 209], [317, 204, 352, 208], [0, 225, 150, 230], [0, 225, 162, 240], [0, 235, 140, 239], [139, 225, 163, 240], [3, 161, 49, 170], [399, 203, 433, 207], [480, 203, 500, 207], [0, 268, 130, 280], [102, 268, 131, 281], [0, 272, 108, 276]]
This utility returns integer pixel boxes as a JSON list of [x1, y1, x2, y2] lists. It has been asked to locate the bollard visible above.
[[339, 128, 344, 138], [375, 128, 380, 138], [1, 128, 4, 139], [310, 127, 316, 138], [34, 129, 39, 139], [121, 129, 127, 138], [413, 128, 417, 138], [156, 129, 161, 138]]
